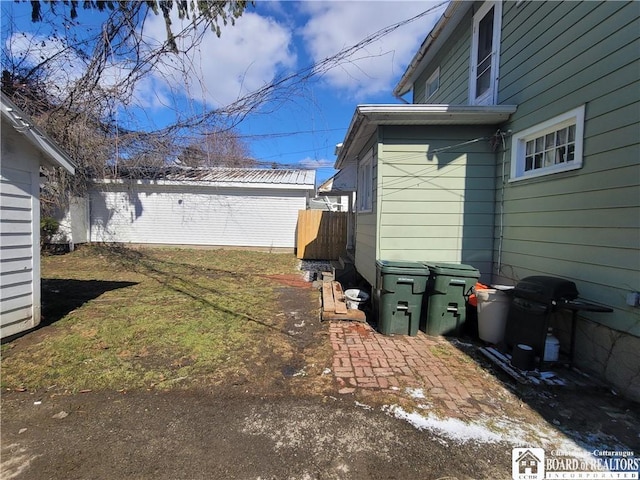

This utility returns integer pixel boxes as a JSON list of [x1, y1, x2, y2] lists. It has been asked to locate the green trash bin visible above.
[[375, 260, 430, 336], [422, 263, 480, 337]]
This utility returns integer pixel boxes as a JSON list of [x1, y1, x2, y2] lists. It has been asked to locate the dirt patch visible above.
[[264, 273, 314, 289], [266, 281, 334, 397], [346, 322, 373, 339], [0, 389, 513, 480]]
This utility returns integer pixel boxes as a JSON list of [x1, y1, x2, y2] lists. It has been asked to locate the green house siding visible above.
[[355, 213, 377, 286], [376, 125, 497, 281], [381, 0, 639, 399], [494, 0, 640, 336], [413, 10, 472, 104], [500, 1, 638, 129], [354, 139, 378, 286]]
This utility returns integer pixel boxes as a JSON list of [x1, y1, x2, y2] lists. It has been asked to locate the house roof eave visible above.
[[335, 104, 517, 169], [394, 0, 471, 99], [1, 92, 76, 174], [318, 163, 357, 194]]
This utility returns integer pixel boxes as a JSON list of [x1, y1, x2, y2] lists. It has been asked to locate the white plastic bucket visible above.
[[344, 289, 369, 310], [476, 289, 511, 344], [544, 330, 560, 362]]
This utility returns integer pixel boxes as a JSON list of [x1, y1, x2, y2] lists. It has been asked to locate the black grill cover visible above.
[[513, 276, 579, 303]]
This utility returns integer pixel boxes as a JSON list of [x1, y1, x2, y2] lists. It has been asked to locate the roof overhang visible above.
[[318, 164, 357, 194], [1, 92, 75, 174], [335, 104, 518, 168], [394, 0, 471, 99]]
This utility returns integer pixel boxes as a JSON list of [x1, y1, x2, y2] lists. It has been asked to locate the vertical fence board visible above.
[[297, 210, 347, 260]]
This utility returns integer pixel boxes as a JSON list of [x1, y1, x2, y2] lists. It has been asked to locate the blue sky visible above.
[[2, 1, 447, 184]]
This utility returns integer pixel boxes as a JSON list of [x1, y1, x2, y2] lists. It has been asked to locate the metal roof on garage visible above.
[[95, 166, 316, 189], [166, 167, 315, 186]]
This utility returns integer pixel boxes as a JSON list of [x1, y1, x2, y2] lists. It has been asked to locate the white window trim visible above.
[[425, 67, 440, 101], [469, 1, 502, 106], [357, 148, 373, 213], [510, 105, 586, 182]]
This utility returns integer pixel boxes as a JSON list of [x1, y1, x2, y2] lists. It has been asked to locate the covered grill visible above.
[[504, 276, 579, 368], [510, 276, 579, 306]]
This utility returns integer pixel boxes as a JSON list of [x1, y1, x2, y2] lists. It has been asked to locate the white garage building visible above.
[[89, 167, 316, 249]]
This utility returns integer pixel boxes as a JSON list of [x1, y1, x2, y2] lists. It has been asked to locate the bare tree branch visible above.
[[3, 0, 447, 209]]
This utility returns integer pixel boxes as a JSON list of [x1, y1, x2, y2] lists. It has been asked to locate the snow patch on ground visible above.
[[383, 405, 504, 444], [354, 401, 373, 411], [382, 405, 633, 454], [405, 387, 426, 400], [0, 443, 40, 480]]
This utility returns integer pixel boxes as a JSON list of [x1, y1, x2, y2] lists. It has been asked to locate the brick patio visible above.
[[329, 321, 510, 418]]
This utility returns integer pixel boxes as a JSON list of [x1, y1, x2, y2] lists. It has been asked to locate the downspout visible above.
[[375, 141, 382, 264], [336, 111, 365, 170]]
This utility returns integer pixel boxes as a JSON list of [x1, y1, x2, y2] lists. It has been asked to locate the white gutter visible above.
[[356, 103, 517, 119], [1, 92, 75, 174], [336, 104, 517, 168]]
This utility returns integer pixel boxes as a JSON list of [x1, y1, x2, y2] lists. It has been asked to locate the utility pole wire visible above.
[[2, 1, 447, 210], [157, 1, 449, 135]]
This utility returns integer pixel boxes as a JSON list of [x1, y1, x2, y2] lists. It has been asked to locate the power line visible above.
[[236, 127, 346, 140]]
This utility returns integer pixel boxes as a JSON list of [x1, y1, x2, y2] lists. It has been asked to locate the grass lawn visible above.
[[1, 245, 310, 393]]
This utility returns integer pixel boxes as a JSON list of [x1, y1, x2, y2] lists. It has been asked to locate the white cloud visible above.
[[6, 8, 297, 120], [6, 32, 136, 107], [140, 11, 296, 110], [300, 1, 445, 99], [6, 33, 86, 96], [5, 2, 445, 125], [299, 157, 334, 169]]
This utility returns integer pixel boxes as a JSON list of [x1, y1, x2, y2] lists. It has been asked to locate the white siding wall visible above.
[[1, 128, 41, 338], [90, 184, 308, 248], [53, 196, 89, 246]]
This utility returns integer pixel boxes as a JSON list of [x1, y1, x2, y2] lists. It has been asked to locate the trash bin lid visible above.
[[422, 262, 480, 277], [376, 260, 430, 276]]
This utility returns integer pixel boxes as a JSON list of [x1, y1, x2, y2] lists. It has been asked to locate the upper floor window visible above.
[[425, 68, 440, 101], [470, 1, 502, 105], [510, 105, 585, 181]]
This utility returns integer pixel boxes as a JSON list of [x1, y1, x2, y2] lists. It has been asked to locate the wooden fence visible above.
[[296, 210, 347, 260]]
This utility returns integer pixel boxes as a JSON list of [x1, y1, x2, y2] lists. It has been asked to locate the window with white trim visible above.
[[510, 105, 585, 181], [469, 1, 502, 105], [357, 149, 373, 212], [425, 67, 440, 101]]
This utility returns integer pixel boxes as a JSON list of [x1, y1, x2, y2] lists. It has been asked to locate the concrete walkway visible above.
[[329, 321, 506, 417]]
